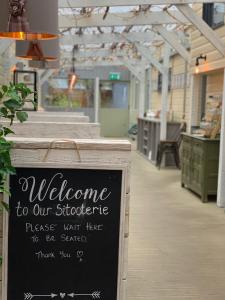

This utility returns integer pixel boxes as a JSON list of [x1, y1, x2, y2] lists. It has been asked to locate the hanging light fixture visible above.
[[16, 38, 59, 61], [68, 45, 79, 90], [0, 0, 58, 40], [195, 54, 207, 74]]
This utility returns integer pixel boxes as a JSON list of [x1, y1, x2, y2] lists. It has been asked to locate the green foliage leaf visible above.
[[3, 99, 21, 110], [0, 107, 8, 117], [0, 201, 9, 212], [0, 82, 34, 201], [2, 127, 14, 136], [16, 111, 28, 123], [2, 85, 8, 93]]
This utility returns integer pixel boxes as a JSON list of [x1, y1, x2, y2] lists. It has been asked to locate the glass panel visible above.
[[13, 71, 37, 111], [45, 78, 94, 110], [213, 3, 225, 27], [100, 81, 128, 109]]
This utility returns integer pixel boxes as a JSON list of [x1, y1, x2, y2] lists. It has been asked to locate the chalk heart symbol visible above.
[[77, 251, 84, 258], [60, 293, 66, 299]]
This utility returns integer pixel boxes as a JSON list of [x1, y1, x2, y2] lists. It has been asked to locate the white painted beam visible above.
[[94, 77, 100, 123], [139, 70, 146, 118], [217, 68, 225, 207], [154, 25, 190, 62], [64, 60, 124, 68], [118, 58, 145, 81], [146, 66, 152, 111], [0, 40, 12, 55], [135, 43, 164, 74], [59, 0, 225, 8], [129, 74, 136, 110], [160, 43, 171, 141], [187, 74, 201, 133], [61, 49, 130, 59], [59, 11, 189, 28], [177, 4, 225, 56], [61, 32, 162, 46], [40, 70, 54, 85]]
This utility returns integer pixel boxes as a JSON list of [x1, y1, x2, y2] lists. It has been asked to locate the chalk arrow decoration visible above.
[[68, 291, 101, 299], [24, 293, 58, 299]]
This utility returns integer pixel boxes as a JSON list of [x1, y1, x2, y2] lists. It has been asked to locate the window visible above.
[[13, 70, 37, 111], [100, 81, 129, 109], [45, 78, 95, 109], [157, 68, 172, 92], [203, 3, 225, 29]]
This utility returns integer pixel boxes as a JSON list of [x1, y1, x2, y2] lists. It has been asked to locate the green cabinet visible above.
[[181, 134, 220, 202]]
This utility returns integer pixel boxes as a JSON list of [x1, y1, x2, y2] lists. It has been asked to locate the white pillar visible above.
[[38, 70, 54, 111], [187, 74, 201, 133], [138, 71, 146, 118], [217, 68, 225, 207], [37, 70, 45, 111], [94, 77, 100, 123], [147, 66, 152, 111], [129, 75, 134, 109], [160, 43, 170, 140], [0, 40, 12, 55]]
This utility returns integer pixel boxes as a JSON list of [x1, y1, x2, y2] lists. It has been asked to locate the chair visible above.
[[156, 122, 186, 169]]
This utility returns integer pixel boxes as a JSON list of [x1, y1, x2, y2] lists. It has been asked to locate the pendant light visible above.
[[16, 38, 59, 61], [68, 45, 79, 90], [0, 0, 58, 40]]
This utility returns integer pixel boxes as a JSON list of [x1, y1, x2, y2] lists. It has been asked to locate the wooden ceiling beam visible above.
[[59, 0, 225, 8], [59, 11, 189, 28]]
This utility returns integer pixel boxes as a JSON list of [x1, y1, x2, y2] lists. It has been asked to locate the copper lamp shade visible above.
[[16, 39, 59, 61], [68, 72, 79, 90], [68, 45, 79, 90], [0, 0, 58, 40]]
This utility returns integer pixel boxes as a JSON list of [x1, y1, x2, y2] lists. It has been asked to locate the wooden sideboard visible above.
[[181, 134, 220, 202]]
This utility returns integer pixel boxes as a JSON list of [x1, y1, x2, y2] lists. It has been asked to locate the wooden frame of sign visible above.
[[2, 138, 130, 300]]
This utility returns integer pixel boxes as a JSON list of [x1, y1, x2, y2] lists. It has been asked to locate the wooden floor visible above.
[[127, 150, 225, 300]]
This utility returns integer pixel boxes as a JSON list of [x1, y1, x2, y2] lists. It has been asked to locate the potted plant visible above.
[[0, 82, 35, 201]]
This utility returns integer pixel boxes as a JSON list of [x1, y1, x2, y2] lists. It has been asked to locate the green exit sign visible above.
[[109, 72, 121, 80]]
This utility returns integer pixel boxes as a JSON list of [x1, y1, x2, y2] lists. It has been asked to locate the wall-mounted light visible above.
[[68, 45, 79, 90], [0, 0, 58, 40], [195, 54, 207, 74]]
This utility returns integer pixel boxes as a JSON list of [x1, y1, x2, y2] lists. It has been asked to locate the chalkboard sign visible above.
[[6, 167, 124, 300]]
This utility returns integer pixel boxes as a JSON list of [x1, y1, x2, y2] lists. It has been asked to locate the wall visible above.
[[190, 4, 225, 73], [100, 108, 129, 137], [188, 4, 225, 128], [150, 51, 191, 124], [206, 70, 224, 99]]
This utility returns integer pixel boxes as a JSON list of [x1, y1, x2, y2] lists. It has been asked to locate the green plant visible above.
[[0, 83, 34, 199]]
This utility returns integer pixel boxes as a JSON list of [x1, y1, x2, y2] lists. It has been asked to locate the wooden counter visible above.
[[137, 117, 181, 166], [181, 133, 220, 202]]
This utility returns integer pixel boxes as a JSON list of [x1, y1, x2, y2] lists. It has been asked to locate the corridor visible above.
[[127, 150, 225, 300]]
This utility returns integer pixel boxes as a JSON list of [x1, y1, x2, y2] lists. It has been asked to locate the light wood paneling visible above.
[[190, 4, 225, 73]]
